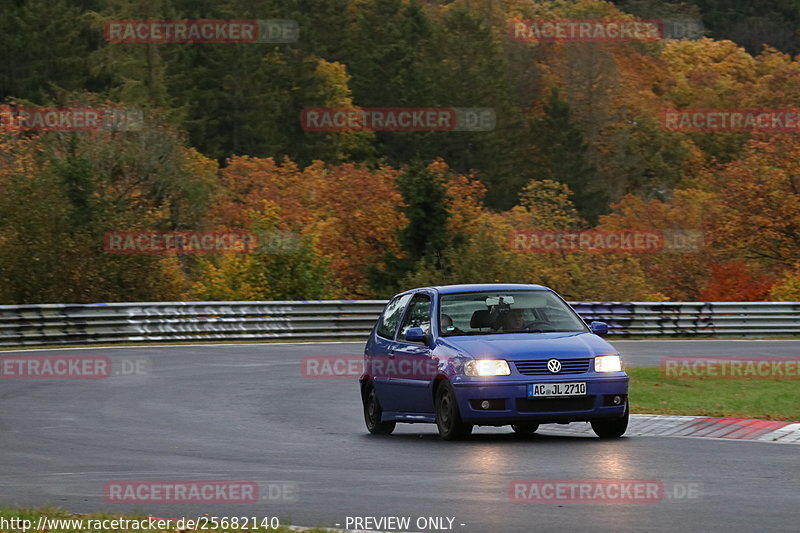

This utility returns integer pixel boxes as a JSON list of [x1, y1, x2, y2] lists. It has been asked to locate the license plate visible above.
[[528, 382, 586, 397]]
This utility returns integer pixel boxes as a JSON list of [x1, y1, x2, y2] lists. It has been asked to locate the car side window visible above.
[[398, 294, 432, 341], [376, 294, 413, 340]]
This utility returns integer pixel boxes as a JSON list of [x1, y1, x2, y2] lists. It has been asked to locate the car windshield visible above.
[[439, 290, 587, 336]]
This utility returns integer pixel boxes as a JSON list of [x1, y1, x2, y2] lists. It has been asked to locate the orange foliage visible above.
[[212, 157, 407, 296], [427, 159, 487, 237], [599, 190, 712, 300], [698, 262, 776, 301], [706, 135, 800, 268]]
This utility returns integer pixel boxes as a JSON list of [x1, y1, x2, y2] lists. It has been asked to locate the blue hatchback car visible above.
[[360, 284, 629, 440]]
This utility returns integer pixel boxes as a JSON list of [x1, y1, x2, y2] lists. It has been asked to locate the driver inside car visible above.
[[501, 308, 525, 331], [440, 313, 464, 334]]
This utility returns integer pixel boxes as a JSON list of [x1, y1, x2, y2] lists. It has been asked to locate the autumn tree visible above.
[[0, 103, 216, 303], [0, 0, 98, 104], [367, 161, 453, 296], [529, 88, 602, 223], [599, 189, 714, 300], [770, 265, 800, 301], [706, 135, 800, 270], [212, 156, 406, 297], [405, 179, 663, 301], [189, 206, 339, 300]]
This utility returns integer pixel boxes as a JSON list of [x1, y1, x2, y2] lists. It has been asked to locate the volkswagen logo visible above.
[[547, 359, 561, 373]]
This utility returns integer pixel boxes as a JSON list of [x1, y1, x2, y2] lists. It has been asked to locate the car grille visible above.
[[514, 358, 591, 375], [516, 396, 596, 413]]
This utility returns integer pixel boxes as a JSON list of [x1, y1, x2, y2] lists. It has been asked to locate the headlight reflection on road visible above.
[[592, 447, 632, 478]]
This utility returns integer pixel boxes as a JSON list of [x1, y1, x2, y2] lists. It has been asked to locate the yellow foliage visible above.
[[770, 266, 800, 301]]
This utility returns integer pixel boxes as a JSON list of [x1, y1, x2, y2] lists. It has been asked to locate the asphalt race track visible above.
[[1, 341, 799, 533]]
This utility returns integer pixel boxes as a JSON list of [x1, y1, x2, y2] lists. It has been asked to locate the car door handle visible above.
[[388, 348, 395, 357]]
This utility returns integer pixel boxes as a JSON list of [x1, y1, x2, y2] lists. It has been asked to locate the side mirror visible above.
[[589, 321, 609, 336], [404, 327, 428, 343]]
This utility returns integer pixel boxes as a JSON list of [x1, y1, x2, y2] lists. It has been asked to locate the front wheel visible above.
[[591, 402, 629, 438], [435, 381, 472, 440], [363, 382, 395, 435]]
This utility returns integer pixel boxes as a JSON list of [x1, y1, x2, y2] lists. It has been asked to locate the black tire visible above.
[[511, 423, 539, 435], [435, 381, 472, 440], [591, 402, 629, 438], [363, 382, 396, 435]]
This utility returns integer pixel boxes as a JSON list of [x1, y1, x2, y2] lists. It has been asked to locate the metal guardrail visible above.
[[0, 301, 798, 346], [571, 302, 800, 338]]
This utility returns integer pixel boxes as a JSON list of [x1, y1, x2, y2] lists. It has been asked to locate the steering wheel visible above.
[[523, 320, 551, 330]]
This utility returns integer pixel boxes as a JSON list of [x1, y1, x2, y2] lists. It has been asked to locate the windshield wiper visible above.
[[444, 330, 504, 336], [444, 329, 583, 336]]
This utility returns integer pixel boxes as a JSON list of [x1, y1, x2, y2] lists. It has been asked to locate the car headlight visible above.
[[595, 355, 622, 372], [464, 359, 511, 377]]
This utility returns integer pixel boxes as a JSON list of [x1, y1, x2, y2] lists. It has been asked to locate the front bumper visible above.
[[452, 374, 629, 425]]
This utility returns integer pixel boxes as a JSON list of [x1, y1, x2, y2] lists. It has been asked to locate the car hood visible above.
[[437, 332, 615, 360]]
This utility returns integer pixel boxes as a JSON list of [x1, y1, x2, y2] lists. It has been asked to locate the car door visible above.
[[368, 293, 412, 412], [390, 292, 436, 414]]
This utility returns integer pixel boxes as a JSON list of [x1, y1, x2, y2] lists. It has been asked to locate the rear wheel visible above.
[[435, 381, 472, 440], [591, 402, 629, 438], [511, 423, 539, 435], [363, 382, 395, 435]]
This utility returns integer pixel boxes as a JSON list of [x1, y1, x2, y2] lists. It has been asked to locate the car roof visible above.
[[405, 283, 551, 296]]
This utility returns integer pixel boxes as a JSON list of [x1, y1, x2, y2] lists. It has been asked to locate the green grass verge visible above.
[[628, 366, 800, 421], [0, 508, 335, 533]]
